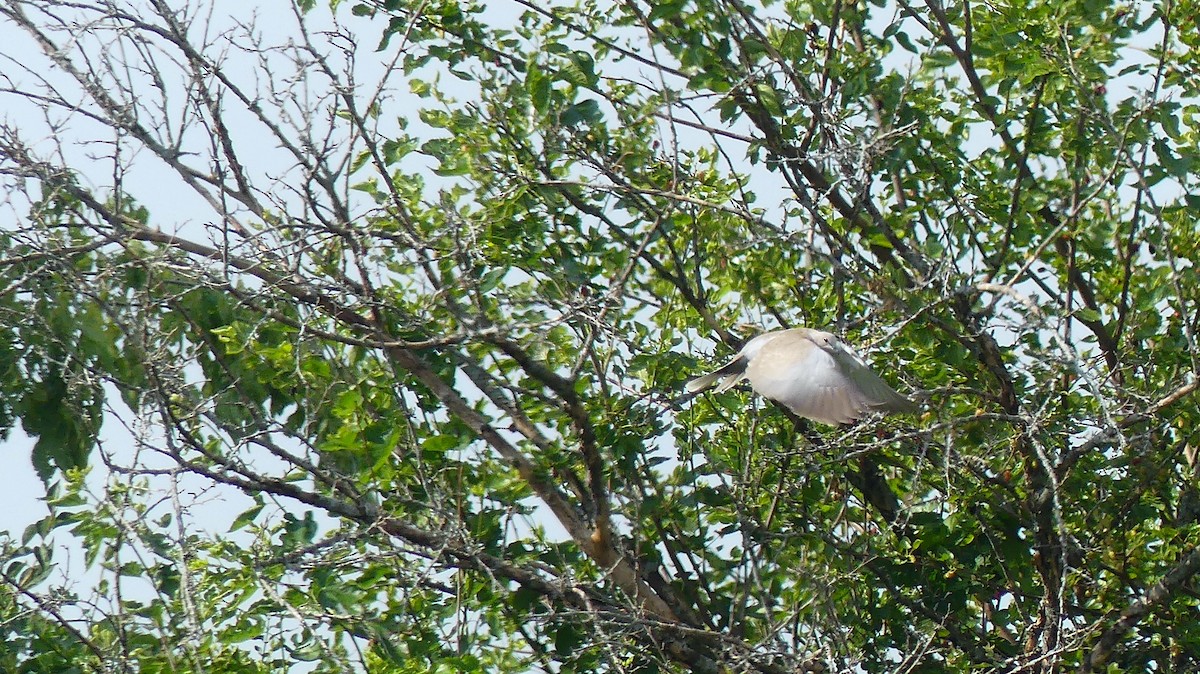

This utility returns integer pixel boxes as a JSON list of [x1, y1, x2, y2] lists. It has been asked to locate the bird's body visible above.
[[686, 328, 916, 425]]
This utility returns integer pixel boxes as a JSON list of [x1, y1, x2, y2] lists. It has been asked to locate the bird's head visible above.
[[805, 329, 840, 350]]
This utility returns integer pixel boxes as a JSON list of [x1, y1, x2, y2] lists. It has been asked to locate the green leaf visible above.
[[562, 99, 602, 127], [229, 500, 265, 532], [753, 82, 783, 117]]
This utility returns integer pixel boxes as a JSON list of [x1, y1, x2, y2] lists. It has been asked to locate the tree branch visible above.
[[1079, 546, 1200, 673]]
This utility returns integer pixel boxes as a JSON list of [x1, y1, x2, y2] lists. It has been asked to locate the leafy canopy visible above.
[[1, 0, 1199, 672]]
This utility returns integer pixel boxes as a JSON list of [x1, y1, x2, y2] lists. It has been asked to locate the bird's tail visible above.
[[685, 356, 747, 394]]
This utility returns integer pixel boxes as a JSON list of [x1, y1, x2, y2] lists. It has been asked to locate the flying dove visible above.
[[685, 328, 917, 425]]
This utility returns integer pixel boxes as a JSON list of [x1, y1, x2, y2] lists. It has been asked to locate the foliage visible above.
[[1, 0, 1199, 671]]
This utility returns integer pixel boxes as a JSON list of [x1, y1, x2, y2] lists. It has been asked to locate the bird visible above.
[[685, 327, 917, 425]]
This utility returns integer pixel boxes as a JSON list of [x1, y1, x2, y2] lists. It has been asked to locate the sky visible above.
[[1, 430, 42, 536]]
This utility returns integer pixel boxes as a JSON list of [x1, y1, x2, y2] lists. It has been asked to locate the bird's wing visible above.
[[744, 334, 868, 425], [825, 340, 918, 413], [688, 329, 917, 424]]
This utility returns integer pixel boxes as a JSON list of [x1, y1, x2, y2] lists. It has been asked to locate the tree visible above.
[[1, 0, 1198, 671]]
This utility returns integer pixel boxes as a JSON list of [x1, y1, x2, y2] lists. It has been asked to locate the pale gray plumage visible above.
[[686, 328, 917, 425]]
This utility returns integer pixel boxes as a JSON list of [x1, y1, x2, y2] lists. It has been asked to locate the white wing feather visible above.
[[745, 337, 864, 424], [686, 328, 916, 425]]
